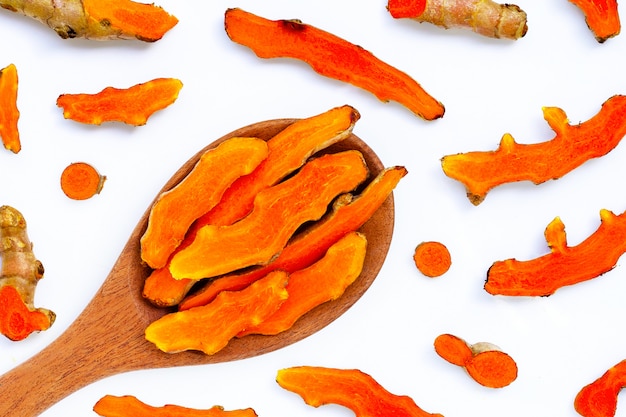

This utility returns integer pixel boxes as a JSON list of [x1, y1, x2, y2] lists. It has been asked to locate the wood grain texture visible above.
[[0, 119, 394, 417]]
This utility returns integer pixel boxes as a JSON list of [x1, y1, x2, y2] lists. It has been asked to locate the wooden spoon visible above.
[[0, 119, 395, 417]]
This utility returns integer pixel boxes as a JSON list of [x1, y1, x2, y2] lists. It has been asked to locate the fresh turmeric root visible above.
[[0, 206, 55, 341], [0, 0, 178, 41], [0, 63, 20, 154]]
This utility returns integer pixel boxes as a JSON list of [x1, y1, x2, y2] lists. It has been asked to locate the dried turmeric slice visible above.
[[179, 165, 406, 311], [0, 63, 20, 154], [434, 334, 518, 388], [142, 105, 360, 307], [277, 366, 444, 417], [0, 0, 178, 41], [238, 231, 367, 337], [224, 8, 444, 121], [93, 395, 258, 417], [169, 150, 369, 281], [574, 360, 626, 417], [145, 270, 289, 355], [0, 206, 55, 341], [442, 95, 626, 205], [568, 0, 621, 42], [387, 0, 528, 40], [485, 209, 626, 297], [413, 241, 451, 277], [60, 162, 106, 200], [140, 137, 269, 269], [56, 77, 183, 126]]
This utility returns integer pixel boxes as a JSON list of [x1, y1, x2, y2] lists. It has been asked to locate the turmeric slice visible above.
[[60, 162, 106, 200], [574, 360, 626, 417], [0, 0, 178, 41], [387, 0, 528, 40], [224, 8, 444, 121], [568, 0, 621, 42], [434, 334, 518, 388], [413, 241, 451, 277], [145, 271, 289, 355], [179, 165, 406, 311], [485, 209, 626, 297], [56, 77, 183, 126], [238, 231, 367, 337], [169, 150, 369, 281], [0, 63, 20, 153], [276, 366, 444, 417], [0, 206, 55, 341], [442, 95, 626, 205], [93, 395, 258, 417], [140, 137, 269, 269], [142, 105, 360, 307]]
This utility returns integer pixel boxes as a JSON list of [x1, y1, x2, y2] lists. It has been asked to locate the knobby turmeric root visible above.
[[413, 241, 451, 277], [0, 0, 178, 41], [568, 0, 621, 42], [0, 63, 20, 154], [225, 8, 445, 121], [442, 95, 626, 205], [485, 208, 626, 296], [56, 78, 183, 126], [575, 360, 626, 417], [0, 206, 55, 341], [93, 394, 258, 417], [434, 334, 518, 388], [277, 366, 444, 417], [387, 0, 528, 40]]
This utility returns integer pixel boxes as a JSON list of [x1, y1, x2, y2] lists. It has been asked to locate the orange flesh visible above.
[[60, 162, 106, 200]]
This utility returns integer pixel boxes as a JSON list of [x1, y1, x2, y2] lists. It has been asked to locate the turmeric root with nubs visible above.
[[0, 206, 55, 341], [0, 0, 178, 41], [387, 0, 528, 40]]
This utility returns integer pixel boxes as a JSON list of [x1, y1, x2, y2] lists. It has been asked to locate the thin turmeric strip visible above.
[[0, 63, 20, 153], [56, 77, 183, 126], [442, 95, 626, 205], [179, 166, 406, 311], [574, 360, 626, 417], [224, 8, 444, 121], [485, 208, 626, 297], [143, 106, 359, 307], [568, 0, 621, 42]]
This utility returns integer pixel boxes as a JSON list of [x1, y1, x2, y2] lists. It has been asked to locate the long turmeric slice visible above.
[[56, 77, 183, 126], [485, 208, 626, 297], [387, 0, 528, 40], [277, 366, 444, 417], [140, 137, 269, 269], [145, 271, 288, 355], [169, 150, 369, 281], [238, 231, 367, 337], [0, 0, 178, 41], [568, 0, 621, 42], [0, 63, 20, 154], [142, 105, 360, 307], [179, 165, 406, 311], [93, 395, 258, 417], [575, 360, 626, 417], [442, 95, 626, 205], [225, 8, 444, 121]]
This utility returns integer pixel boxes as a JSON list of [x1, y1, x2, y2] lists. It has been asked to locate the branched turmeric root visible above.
[[0, 0, 178, 41], [0, 206, 55, 341]]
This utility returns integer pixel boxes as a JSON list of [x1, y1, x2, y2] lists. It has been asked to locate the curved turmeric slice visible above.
[[485, 208, 626, 296], [568, 0, 621, 42], [442, 95, 626, 205], [140, 137, 269, 269], [179, 165, 406, 311], [276, 366, 444, 417], [224, 8, 444, 121], [0, 63, 20, 153], [56, 77, 183, 126], [575, 360, 626, 417]]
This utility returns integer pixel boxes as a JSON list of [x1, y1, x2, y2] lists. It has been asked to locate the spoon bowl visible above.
[[0, 118, 394, 417]]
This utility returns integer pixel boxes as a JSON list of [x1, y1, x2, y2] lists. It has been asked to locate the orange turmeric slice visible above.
[[442, 95, 626, 205], [60, 162, 106, 200], [575, 360, 626, 417], [413, 241, 451, 277], [568, 0, 621, 42], [224, 8, 444, 121], [56, 77, 183, 126], [485, 208, 626, 297], [0, 63, 20, 154]]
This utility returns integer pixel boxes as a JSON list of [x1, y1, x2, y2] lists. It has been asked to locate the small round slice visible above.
[[60, 162, 106, 200], [413, 241, 451, 277]]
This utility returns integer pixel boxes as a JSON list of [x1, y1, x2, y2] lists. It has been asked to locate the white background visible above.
[[1, 1, 626, 416]]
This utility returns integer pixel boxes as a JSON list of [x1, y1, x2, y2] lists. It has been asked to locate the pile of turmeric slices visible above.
[[139, 105, 406, 355]]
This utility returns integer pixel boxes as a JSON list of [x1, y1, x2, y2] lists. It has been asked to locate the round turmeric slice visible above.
[[413, 241, 451, 277], [60, 162, 106, 200]]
